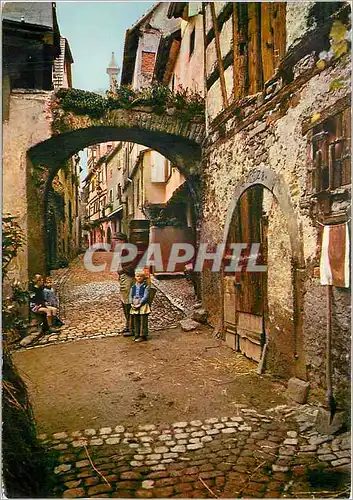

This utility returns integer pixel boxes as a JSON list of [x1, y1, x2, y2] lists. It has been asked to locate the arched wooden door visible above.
[[224, 185, 268, 362]]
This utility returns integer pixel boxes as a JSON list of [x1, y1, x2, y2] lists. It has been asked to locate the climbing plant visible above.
[[2, 215, 28, 340], [53, 83, 205, 132]]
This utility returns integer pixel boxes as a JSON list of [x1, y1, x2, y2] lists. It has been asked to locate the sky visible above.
[[56, 2, 154, 181], [56, 2, 155, 92]]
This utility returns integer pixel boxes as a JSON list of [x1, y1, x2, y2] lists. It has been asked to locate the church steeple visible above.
[[106, 52, 120, 90]]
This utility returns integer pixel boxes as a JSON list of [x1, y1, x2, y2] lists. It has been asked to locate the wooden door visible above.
[[223, 186, 267, 362]]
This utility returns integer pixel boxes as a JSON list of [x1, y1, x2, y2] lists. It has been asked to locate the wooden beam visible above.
[[248, 3, 263, 95], [272, 2, 286, 69], [232, 3, 248, 101], [210, 2, 229, 108], [206, 61, 345, 143], [261, 3, 275, 84], [233, 4, 241, 100]]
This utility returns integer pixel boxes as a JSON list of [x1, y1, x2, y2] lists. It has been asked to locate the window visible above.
[[189, 27, 195, 58], [110, 169, 113, 179], [310, 110, 351, 193], [151, 152, 167, 183], [109, 189, 113, 202]]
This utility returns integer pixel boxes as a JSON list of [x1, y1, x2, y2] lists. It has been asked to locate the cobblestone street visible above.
[[36, 407, 352, 499], [19, 253, 187, 348], [12, 253, 351, 498]]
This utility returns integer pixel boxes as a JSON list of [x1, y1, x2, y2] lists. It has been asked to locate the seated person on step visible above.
[[43, 276, 64, 327], [29, 274, 60, 334]]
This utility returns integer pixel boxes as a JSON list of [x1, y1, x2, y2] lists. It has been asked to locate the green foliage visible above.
[[2, 281, 29, 336], [171, 85, 205, 118], [147, 206, 185, 228], [54, 83, 205, 128], [56, 88, 106, 118], [48, 189, 65, 222], [107, 85, 136, 109], [2, 216, 28, 336], [2, 215, 25, 279], [31, 164, 47, 189]]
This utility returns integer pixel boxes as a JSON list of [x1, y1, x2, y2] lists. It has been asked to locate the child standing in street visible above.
[[129, 269, 151, 342]]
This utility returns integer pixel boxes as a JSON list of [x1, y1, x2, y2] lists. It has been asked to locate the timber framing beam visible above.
[[210, 2, 228, 108]]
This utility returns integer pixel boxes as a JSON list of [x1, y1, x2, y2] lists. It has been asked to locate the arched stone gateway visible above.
[[29, 104, 205, 175], [222, 167, 306, 379], [24, 90, 205, 278]]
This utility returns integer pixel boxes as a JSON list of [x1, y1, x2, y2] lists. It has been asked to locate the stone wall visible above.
[[201, 44, 351, 394], [3, 90, 52, 283]]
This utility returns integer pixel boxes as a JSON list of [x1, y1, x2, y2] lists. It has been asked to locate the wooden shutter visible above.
[[233, 3, 248, 100], [342, 108, 351, 186], [261, 3, 286, 84], [248, 3, 263, 95], [261, 3, 275, 84]]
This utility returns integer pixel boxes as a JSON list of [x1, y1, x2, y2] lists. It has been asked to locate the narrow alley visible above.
[[12, 254, 351, 498], [2, 1, 351, 498]]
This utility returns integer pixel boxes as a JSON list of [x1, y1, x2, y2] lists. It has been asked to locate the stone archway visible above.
[[24, 90, 205, 278], [222, 167, 306, 379]]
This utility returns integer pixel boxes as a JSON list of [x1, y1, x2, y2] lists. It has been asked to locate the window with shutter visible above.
[[310, 109, 351, 194]]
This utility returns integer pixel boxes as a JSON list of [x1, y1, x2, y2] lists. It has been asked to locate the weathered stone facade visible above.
[[200, 3, 351, 407], [3, 90, 52, 283]]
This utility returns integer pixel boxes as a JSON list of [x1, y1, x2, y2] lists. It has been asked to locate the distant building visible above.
[[106, 52, 120, 90], [53, 36, 74, 89], [119, 3, 199, 273]]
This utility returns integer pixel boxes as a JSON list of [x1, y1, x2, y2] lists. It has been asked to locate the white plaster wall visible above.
[[3, 91, 52, 283]]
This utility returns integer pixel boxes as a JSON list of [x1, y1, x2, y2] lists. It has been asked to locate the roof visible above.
[[65, 38, 74, 64], [2, 2, 54, 29], [108, 52, 118, 70], [3, 2, 62, 59], [167, 2, 187, 19]]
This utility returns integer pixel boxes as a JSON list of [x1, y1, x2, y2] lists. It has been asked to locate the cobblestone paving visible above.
[[40, 405, 350, 498], [19, 254, 186, 349], [151, 277, 198, 315]]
